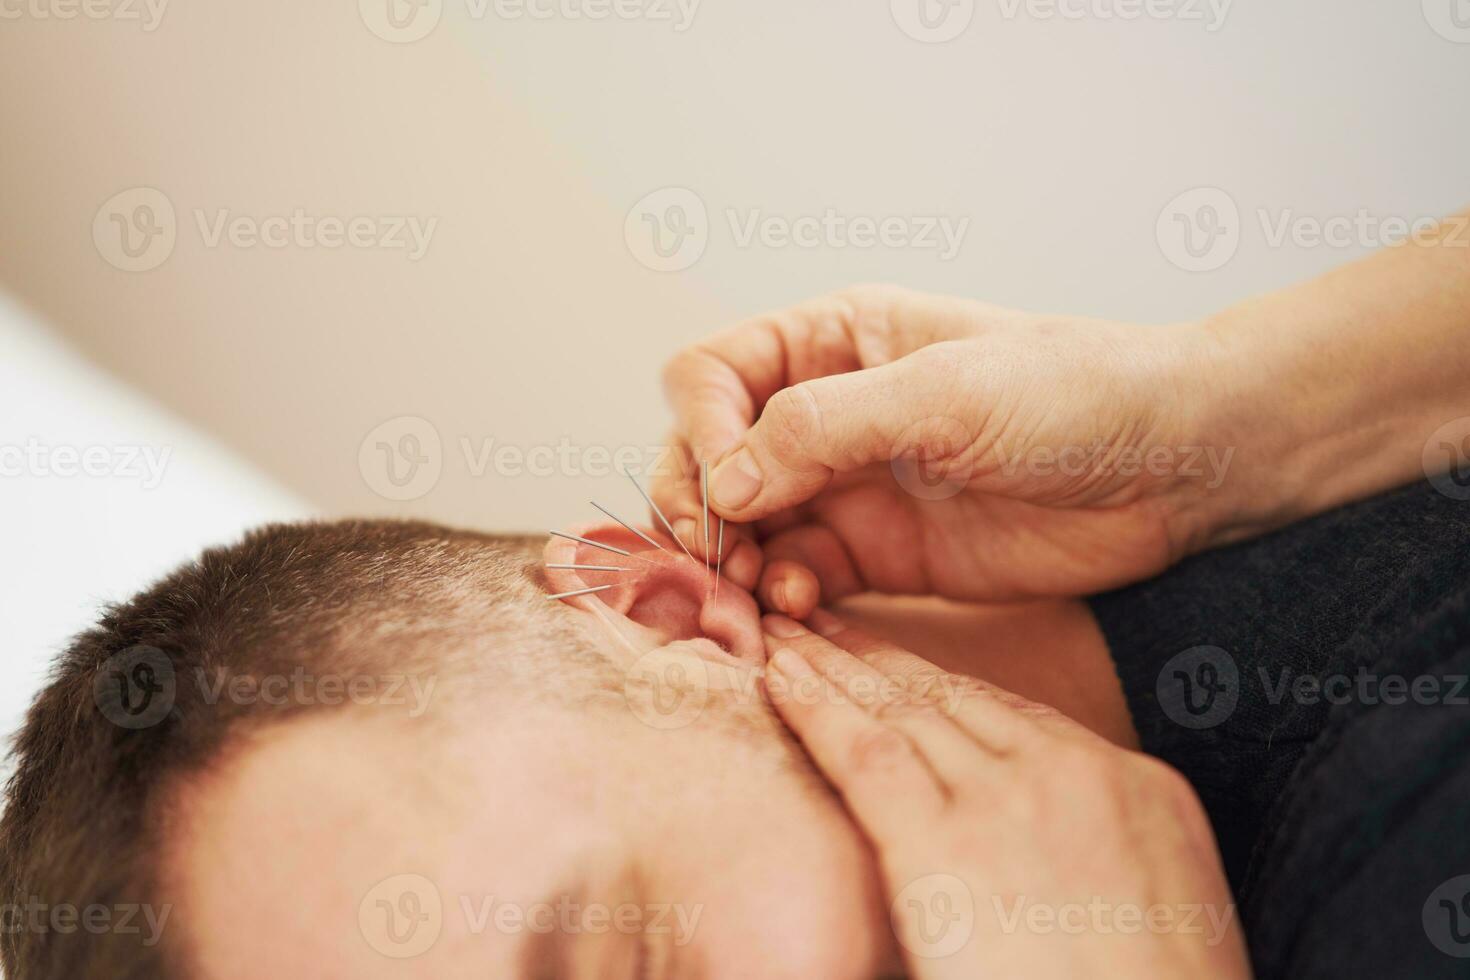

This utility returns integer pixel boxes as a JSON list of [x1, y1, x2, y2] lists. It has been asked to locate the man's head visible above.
[[0, 520, 895, 979]]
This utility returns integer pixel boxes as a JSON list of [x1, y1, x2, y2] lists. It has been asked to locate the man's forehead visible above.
[[170, 710, 623, 971]]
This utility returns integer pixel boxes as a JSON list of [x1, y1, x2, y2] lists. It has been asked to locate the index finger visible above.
[[763, 636, 947, 843], [661, 293, 868, 466], [660, 285, 992, 469]]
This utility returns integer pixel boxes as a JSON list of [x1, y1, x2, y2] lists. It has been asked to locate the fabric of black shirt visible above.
[[1089, 480, 1470, 979]]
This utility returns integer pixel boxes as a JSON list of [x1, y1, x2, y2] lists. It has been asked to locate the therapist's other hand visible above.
[[655, 285, 1229, 603], [761, 610, 1251, 980]]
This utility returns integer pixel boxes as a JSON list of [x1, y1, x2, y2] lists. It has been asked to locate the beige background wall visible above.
[[2, 0, 1468, 532]]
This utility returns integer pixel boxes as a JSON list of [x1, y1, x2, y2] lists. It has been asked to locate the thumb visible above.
[[706, 350, 966, 520]]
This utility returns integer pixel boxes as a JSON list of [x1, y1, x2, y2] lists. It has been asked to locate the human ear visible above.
[[542, 522, 764, 662]]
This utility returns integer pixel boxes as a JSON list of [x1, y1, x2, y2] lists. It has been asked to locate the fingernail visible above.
[[769, 646, 814, 678], [711, 448, 763, 510], [772, 580, 789, 612], [805, 608, 845, 637], [762, 614, 806, 639]]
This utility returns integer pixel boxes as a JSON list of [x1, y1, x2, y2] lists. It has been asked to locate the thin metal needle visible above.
[[589, 502, 666, 552], [701, 460, 711, 576], [621, 467, 697, 565], [548, 530, 656, 563], [546, 563, 628, 572], [546, 584, 615, 601], [714, 517, 725, 602]]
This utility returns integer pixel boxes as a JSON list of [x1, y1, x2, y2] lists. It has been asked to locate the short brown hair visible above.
[[0, 520, 573, 979]]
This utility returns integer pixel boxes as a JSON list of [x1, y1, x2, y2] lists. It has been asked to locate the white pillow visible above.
[[0, 294, 309, 755]]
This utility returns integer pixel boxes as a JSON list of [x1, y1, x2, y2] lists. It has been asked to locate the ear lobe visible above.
[[543, 522, 764, 662]]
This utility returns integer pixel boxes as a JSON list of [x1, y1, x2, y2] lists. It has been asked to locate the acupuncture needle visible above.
[[620, 466, 698, 565], [714, 517, 725, 602], [589, 501, 667, 553], [546, 563, 627, 572], [546, 584, 616, 601], [547, 530, 656, 564], [701, 460, 712, 577]]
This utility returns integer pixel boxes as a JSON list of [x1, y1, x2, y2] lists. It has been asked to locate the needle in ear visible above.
[[620, 466, 698, 566], [714, 517, 725, 602], [589, 501, 668, 552], [548, 530, 656, 564], [701, 460, 712, 581], [546, 563, 628, 572], [546, 584, 616, 601]]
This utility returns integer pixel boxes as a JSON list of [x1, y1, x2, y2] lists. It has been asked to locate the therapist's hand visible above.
[[654, 285, 1232, 605], [760, 610, 1251, 980]]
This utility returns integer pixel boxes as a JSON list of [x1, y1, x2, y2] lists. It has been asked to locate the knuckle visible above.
[[870, 697, 921, 723], [846, 726, 913, 773], [835, 284, 902, 357], [907, 672, 967, 710], [1140, 758, 1202, 809], [760, 384, 826, 462]]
